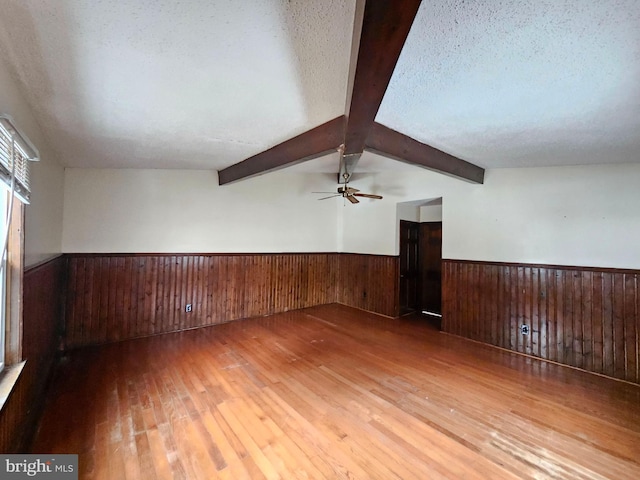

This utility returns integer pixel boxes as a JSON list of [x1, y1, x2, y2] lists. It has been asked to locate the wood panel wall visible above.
[[64, 253, 401, 348], [337, 253, 399, 318], [442, 260, 640, 385], [64, 254, 341, 348], [0, 256, 65, 452]]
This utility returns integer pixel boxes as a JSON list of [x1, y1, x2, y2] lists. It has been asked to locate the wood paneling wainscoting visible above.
[[442, 259, 640, 385], [0, 256, 65, 452], [337, 253, 399, 318], [65, 254, 341, 349], [64, 253, 400, 348]]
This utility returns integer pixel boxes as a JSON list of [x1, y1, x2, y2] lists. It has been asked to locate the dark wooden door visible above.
[[399, 220, 420, 315], [419, 222, 442, 315]]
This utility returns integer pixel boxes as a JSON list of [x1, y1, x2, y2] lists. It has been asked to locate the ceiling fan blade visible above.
[[339, 186, 360, 194], [353, 193, 383, 199], [347, 195, 360, 204], [317, 194, 341, 200], [312, 191, 340, 194]]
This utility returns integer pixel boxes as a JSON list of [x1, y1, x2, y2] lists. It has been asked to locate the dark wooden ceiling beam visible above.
[[343, 0, 422, 155], [217, 0, 486, 186], [366, 122, 485, 184], [218, 116, 345, 185]]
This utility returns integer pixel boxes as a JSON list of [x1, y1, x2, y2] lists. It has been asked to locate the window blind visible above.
[[0, 116, 39, 204]]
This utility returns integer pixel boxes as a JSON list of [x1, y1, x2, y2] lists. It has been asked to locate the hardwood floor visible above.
[[31, 304, 640, 479]]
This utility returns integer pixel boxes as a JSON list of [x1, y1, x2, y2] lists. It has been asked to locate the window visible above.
[[0, 116, 36, 204], [0, 191, 5, 371], [0, 115, 37, 372]]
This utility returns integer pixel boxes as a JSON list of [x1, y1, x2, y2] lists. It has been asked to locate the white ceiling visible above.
[[377, 0, 640, 169], [0, 0, 638, 173]]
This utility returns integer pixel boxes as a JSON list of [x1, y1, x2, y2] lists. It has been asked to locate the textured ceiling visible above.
[[377, 0, 640, 168], [0, 0, 354, 169], [0, 0, 638, 172]]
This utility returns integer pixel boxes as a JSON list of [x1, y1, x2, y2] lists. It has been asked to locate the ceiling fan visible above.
[[315, 172, 383, 204]]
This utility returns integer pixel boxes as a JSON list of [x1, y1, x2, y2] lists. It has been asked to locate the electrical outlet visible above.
[[520, 324, 530, 335], [185, 304, 192, 313]]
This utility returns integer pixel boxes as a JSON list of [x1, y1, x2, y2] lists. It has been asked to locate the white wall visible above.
[[445, 164, 640, 269], [397, 202, 420, 222], [62, 169, 339, 253], [0, 54, 64, 267], [341, 169, 468, 255], [340, 163, 640, 269], [420, 202, 443, 222], [62, 162, 640, 270]]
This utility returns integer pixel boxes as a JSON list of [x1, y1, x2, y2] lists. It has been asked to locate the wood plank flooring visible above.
[[31, 304, 640, 479]]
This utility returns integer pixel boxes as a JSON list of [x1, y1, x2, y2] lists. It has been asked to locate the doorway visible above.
[[397, 203, 443, 324], [419, 222, 442, 316]]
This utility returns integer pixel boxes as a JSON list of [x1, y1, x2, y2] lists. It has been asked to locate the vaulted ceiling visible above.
[[1, 1, 638, 180]]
